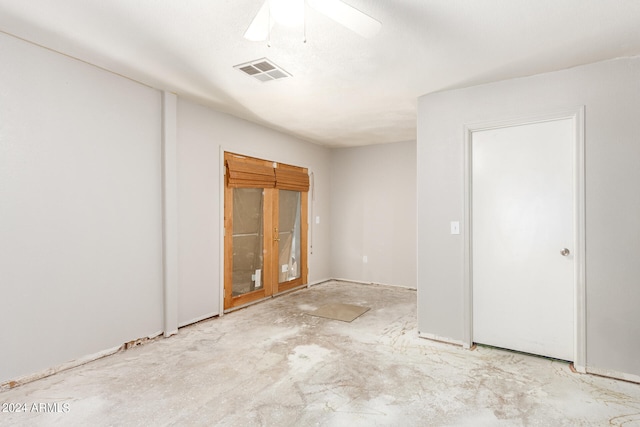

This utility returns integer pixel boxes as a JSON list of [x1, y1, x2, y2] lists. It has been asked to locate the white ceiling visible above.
[[1, 0, 639, 147]]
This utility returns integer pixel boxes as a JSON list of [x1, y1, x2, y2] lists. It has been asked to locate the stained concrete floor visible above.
[[2, 281, 640, 426]]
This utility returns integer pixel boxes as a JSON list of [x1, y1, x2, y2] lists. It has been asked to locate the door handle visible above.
[[560, 248, 570, 256], [274, 227, 280, 242]]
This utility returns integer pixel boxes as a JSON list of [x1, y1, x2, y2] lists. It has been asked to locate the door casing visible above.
[[462, 107, 586, 371]]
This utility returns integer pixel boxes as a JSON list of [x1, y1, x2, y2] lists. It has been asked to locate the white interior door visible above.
[[472, 119, 574, 361]]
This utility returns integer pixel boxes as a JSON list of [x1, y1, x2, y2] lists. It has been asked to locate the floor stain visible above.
[[1, 281, 639, 427]]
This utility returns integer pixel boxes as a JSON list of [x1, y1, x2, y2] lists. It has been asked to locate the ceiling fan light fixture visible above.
[[269, 0, 305, 27], [244, 0, 272, 41], [243, 0, 381, 43], [307, 0, 381, 38]]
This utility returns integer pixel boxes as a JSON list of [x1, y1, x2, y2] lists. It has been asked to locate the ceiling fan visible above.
[[244, 0, 382, 42]]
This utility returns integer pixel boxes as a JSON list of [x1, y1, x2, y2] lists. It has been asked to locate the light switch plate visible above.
[[315, 216, 320, 224], [450, 221, 460, 235]]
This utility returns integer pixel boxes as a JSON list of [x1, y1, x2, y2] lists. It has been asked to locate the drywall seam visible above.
[[162, 91, 179, 337]]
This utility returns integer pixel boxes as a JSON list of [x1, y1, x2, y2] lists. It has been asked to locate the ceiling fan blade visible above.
[[307, 0, 381, 38], [244, 0, 272, 41]]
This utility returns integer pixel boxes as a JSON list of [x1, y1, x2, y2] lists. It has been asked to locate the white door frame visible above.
[[463, 106, 586, 372]]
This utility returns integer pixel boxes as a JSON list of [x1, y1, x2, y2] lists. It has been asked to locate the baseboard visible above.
[[417, 332, 640, 384], [1, 330, 163, 391], [573, 363, 587, 374], [418, 331, 465, 347], [178, 311, 220, 328], [308, 278, 333, 287], [332, 278, 417, 290], [587, 366, 640, 384]]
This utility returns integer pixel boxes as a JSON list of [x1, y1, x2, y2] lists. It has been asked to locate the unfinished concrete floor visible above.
[[1, 281, 639, 426]]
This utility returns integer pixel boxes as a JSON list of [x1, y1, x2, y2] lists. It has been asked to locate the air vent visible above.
[[234, 58, 291, 82]]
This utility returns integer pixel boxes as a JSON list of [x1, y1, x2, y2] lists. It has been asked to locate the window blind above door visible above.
[[225, 153, 309, 192], [275, 167, 309, 192], [226, 156, 275, 188]]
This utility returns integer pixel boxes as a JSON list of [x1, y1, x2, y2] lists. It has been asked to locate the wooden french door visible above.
[[223, 152, 308, 310]]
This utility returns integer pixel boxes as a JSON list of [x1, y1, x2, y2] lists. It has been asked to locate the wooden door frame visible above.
[[221, 150, 309, 311], [462, 106, 586, 371]]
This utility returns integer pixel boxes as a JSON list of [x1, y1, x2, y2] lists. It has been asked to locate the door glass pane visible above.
[[278, 190, 301, 283], [232, 188, 264, 296]]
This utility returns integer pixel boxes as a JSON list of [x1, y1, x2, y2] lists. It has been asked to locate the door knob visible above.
[[560, 248, 570, 256]]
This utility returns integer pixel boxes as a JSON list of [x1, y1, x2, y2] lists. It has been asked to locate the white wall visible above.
[[0, 30, 334, 383], [417, 57, 640, 379], [0, 29, 412, 384], [0, 33, 164, 383], [329, 141, 417, 288], [176, 99, 333, 325]]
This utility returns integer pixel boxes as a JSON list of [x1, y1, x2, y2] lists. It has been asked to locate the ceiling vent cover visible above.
[[234, 58, 291, 82]]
